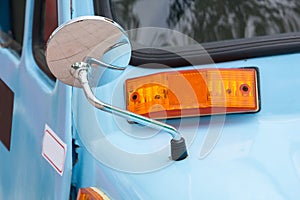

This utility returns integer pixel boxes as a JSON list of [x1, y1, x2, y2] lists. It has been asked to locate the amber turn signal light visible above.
[[125, 68, 259, 119], [77, 187, 110, 200]]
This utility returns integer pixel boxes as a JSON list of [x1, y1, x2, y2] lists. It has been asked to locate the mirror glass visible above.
[[46, 16, 131, 87]]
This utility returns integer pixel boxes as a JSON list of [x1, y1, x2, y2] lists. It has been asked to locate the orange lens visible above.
[[77, 187, 109, 200], [125, 68, 259, 119]]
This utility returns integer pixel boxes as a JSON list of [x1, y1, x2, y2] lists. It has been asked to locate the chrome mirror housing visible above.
[[45, 16, 187, 161], [46, 16, 131, 87]]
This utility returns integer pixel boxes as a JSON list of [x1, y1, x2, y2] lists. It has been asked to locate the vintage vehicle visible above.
[[1, 0, 300, 199]]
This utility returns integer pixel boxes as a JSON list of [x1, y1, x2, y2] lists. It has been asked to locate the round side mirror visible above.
[[45, 16, 187, 161], [46, 16, 131, 87]]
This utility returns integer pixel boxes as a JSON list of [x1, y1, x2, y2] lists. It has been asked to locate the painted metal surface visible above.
[[0, 0, 72, 199], [1, 0, 300, 199], [72, 52, 300, 199]]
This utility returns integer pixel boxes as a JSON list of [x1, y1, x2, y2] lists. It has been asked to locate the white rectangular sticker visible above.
[[42, 124, 67, 176]]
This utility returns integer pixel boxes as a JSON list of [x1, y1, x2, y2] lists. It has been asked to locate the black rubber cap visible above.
[[170, 137, 188, 161]]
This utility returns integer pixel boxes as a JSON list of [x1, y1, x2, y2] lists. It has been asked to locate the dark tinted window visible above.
[[0, 0, 26, 55], [32, 0, 58, 80], [95, 0, 300, 66], [111, 0, 300, 46]]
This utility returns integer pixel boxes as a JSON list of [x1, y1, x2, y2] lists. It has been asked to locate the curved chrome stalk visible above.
[[85, 57, 126, 70], [71, 62, 188, 161]]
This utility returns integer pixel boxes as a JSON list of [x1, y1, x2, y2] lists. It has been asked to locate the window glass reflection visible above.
[[111, 0, 300, 46]]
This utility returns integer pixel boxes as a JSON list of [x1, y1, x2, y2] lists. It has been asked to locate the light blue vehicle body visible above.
[[1, 0, 300, 199]]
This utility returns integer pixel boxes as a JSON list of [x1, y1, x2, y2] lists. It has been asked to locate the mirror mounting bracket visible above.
[[70, 62, 188, 161]]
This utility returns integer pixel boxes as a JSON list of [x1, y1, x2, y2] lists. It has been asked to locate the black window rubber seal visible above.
[[130, 33, 300, 67]]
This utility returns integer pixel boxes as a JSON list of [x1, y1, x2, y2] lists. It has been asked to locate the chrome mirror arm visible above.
[[85, 57, 126, 70], [70, 62, 188, 161]]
